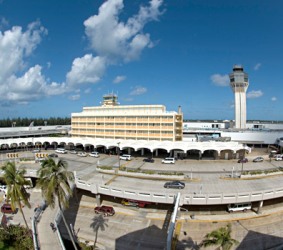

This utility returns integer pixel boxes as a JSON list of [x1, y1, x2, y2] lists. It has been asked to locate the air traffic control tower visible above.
[[229, 65, 249, 129]]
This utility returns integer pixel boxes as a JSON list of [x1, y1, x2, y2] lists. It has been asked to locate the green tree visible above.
[[36, 158, 77, 250], [1, 162, 31, 229], [200, 224, 238, 250]]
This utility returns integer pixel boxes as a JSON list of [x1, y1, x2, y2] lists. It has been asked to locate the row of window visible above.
[[72, 134, 174, 141], [72, 128, 173, 134], [72, 115, 174, 119], [72, 123, 174, 127]]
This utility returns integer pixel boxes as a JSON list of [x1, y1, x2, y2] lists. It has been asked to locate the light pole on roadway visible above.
[[117, 142, 120, 169]]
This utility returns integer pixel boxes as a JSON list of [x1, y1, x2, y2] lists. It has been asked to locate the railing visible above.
[[75, 179, 283, 206]]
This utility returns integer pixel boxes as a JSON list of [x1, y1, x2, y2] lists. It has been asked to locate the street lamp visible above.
[[117, 142, 120, 169], [241, 144, 246, 176]]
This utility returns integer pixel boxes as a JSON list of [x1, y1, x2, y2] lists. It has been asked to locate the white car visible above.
[[0, 185, 7, 193], [69, 150, 77, 154], [275, 156, 283, 161], [119, 154, 131, 161], [55, 148, 67, 154], [77, 152, 87, 157], [32, 149, 41, 153], [89, 152, 99, 157], [162, 157, 175, 164]]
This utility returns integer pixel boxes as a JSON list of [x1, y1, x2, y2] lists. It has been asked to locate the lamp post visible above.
[[241, 144, 246, 176], [117, 142, 120, 169]]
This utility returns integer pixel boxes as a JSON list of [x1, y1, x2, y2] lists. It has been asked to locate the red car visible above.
[[1, 204, 16, 214], [94, 206, 115, 216], [121, 199, 151, 208]]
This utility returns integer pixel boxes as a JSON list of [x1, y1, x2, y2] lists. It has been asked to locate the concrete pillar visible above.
[[141, 149, 144, 156], [128, 148, 131, 154], [257, 200, 263, 214], [96, 194, 101, 206], [155, 149, 158, 157]]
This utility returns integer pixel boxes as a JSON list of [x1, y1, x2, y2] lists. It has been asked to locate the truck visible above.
[[94, 206, 115, 216]]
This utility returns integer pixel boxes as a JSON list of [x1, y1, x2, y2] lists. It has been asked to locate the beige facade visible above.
[[71, 95, 183, 141]]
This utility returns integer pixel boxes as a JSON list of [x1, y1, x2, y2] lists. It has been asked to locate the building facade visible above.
[[71, 94, 183, 141]]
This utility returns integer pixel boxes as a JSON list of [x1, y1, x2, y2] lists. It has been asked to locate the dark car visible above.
[[94, 206, 115, 216], [164, 181, 185, 189], [238, 158, 248, 163], [1, 204, 16, 214], [253, 157, 264, 162], [143, 158, 154, 163], [48, 153, 58, 158]]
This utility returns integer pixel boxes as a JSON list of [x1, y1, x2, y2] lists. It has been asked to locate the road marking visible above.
[[172, 220, 182, 250]]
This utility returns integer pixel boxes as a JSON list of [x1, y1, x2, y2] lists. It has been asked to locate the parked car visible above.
[[69, 150, 77, 154], [1, 204, 16, 214], [164, 181, 185, 189], [121, 199, 151, 208], [94, 206, 115, 216], [78, 152, 87, 157], [32, 149, 41, 153], [89, 152, 100, 158], [253, 157, 264, 162], [119, 154, 131, 161], [48, 153, 58, 158], [162, 157, 175, 164], [143, 158, 154, 163], [238, 158, 248, 163], [227, 203, 252, 213], [55, 148, 67, 154], [275, 156, 283, 161]]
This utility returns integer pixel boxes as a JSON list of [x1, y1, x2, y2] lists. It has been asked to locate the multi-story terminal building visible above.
[[71, 94, 183, 141]]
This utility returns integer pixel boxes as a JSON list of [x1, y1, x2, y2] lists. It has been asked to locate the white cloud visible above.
[[0, 22, 67, 105], [113, 75, 126, 83], [247, 90, 263, 99], [130, 86, 147, 95], [84, 88, 91, 94], [66, 54, 106, 86], [254, 63, 261, 71], [0, 17, 8, 29], [68, 94, 80, 101], [210, 74, 230, 87], [83, 0, 163, 63], [271, 97, 277, 101]]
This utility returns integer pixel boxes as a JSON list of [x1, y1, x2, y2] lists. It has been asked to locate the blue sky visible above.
[[0, 0, 282, 121]]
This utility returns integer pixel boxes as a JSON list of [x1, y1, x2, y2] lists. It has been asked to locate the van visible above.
[[55, 148, 67, 154], [120, 154, 131, 161], [227, 203, 252, 213], [162, 157, 175, 164]]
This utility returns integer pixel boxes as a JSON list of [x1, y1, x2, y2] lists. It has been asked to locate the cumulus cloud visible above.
[[247, 90, 263, 99], [66, 54, 106, 86], [0, 22, 64, 105], [254, 63, 261, 71], [113, 75, 126, 83], [210, 74, 230, 87], [130, 86, 147, 95], [83, 0, 163, 63], [66, 0, 163, 88], [271, 97, 277, 101], [68, 94, 80, 101]]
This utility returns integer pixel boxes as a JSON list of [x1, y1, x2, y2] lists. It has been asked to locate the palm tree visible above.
[[200, 224, 238, 250], [90, 214, 108, 248], [36, 158, 77, 250], [2, 161, 31, 229]]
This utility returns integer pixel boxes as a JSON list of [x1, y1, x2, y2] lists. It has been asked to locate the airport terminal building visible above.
[[71, 94, 183, 142]]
